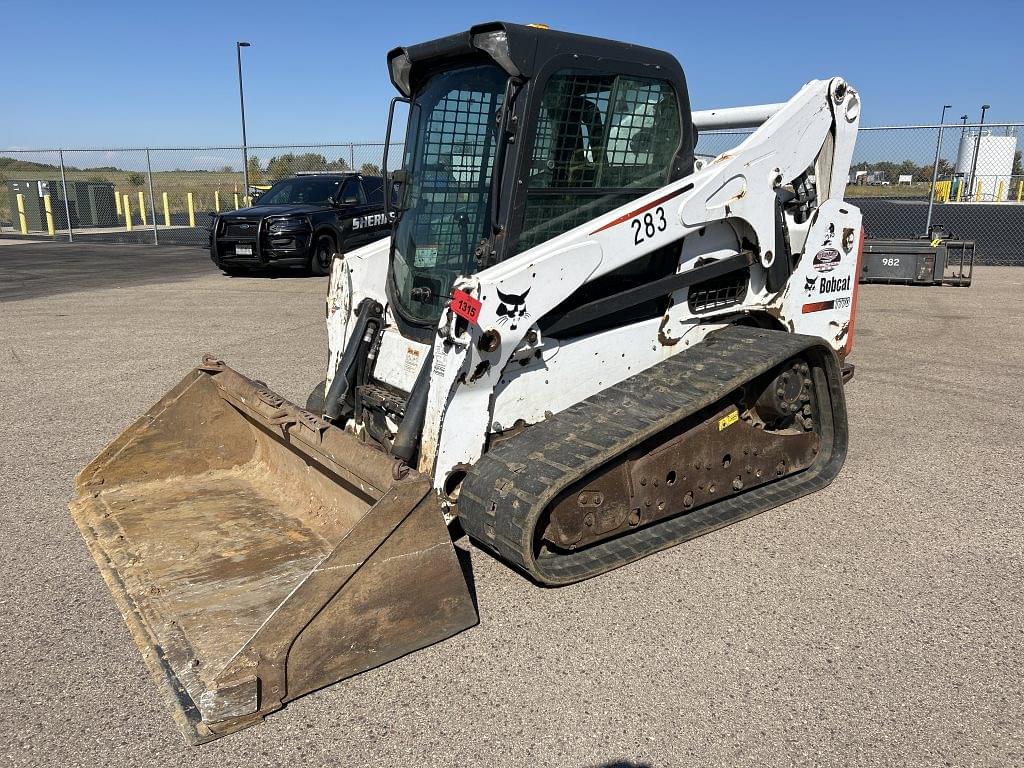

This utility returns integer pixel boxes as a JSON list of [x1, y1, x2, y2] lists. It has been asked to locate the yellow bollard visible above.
[[16, 193, 28, 234], [996, 180, 1005, 202], [1017, 180, 1023, 203], [123, 194, 133, 231], [162, 192, 171, 227], [187, 192, 196, 227], [975, 180, 982, 202], [215, 190, 221, 212], [243, 195, 251, 207], [115, 190, 122, 216], [955, 180, 962, 202], [43, 194, 55, 236], [233, 192, 240, 210], [138, 191, 147, 225]]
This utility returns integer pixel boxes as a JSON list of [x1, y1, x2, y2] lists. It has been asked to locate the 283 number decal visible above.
[[631, 206, 667, 245]]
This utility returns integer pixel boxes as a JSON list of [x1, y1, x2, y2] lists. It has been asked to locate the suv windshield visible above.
[[257, 177, 342, 206], [390, 64, 507, 325]]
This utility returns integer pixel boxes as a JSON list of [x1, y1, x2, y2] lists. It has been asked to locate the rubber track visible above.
[[458, 326, 849, 585]]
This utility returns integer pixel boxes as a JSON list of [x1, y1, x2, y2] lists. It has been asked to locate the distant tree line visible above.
[[851, 159, 954, 183], [247, 153, 383, 183], [853, 151, 1022, 183]]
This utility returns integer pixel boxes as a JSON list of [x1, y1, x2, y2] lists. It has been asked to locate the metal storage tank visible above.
[[955, 131, 1017, 201]]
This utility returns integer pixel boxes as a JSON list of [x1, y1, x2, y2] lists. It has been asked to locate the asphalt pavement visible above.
[[0, 241, 309, 302], [1, 243, 1021, 767]]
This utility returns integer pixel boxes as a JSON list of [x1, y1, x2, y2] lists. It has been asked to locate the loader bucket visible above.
[[69, 357, 477, 744]]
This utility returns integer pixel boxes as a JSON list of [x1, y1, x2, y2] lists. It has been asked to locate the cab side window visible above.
[[363, 177, 385, 205], [517, 69, 681, 252], [339, 178, 365, 205]]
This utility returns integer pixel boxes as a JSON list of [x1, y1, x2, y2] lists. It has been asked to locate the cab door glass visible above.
[[518, 70, 680, 252]]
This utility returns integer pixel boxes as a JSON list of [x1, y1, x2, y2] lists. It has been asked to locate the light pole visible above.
[[967, 104, 990, 199], [236, 41, 251, 204], [924, 104, 952, 236]]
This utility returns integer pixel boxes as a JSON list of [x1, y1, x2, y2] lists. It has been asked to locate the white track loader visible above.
[[71, 22, 863, 743]]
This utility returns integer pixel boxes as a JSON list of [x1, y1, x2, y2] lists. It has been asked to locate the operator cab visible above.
[[383, 22, 695, 339]]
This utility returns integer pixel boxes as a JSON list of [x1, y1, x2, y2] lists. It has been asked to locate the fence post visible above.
[[924, 124, 944, 235], [146, 148, 159, 245], [16, 194, 27, 234], [58, 149, 73, 242], [123, 194, 133, 231], [162, 192, 171, 227], [43, 194, 55, 236], [187, 192, 195, 227]]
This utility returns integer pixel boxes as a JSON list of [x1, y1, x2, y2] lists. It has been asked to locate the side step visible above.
[[458, 326, 849, 585]]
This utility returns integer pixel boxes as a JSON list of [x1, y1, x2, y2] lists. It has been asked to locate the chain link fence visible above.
[[0, 143, 401, 248], [696, 123, 1024, 266], [2, 125, 1022, 264]]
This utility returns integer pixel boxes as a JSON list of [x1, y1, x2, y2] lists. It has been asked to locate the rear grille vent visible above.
[[687, 267, 749, 313]]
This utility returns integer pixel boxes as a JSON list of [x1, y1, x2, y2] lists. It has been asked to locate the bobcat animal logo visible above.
[[822, 222, 835, 246], [804, 276, 816, 293], [496, 287, 531, 331]]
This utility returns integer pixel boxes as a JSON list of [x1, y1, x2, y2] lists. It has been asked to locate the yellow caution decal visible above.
[[718, 409, 740, 431], [931, 238, 943, 248]]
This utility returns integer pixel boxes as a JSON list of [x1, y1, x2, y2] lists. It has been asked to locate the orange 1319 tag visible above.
[[451, 289, 482, 324]]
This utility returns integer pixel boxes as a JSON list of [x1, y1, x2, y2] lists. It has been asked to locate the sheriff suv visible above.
[[209, 173, 391, 276]]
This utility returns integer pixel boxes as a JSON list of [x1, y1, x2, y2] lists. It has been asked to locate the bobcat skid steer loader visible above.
[[71, 22, 863, 743]]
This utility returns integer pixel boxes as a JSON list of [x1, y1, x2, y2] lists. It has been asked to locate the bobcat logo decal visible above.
[[822, 222, 835, 246], [496, 287, 531, 331], [804, 276, 817, 294]]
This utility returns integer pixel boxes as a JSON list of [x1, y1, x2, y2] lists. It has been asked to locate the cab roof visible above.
[[387, 21, 686, 97]]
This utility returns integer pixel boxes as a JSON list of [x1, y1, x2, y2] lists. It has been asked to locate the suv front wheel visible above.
[[309, 233, 338, 276]]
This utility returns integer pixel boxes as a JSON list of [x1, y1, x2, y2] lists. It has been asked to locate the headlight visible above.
[[471, 30, 520, 77], [268, 217, 308, 232], [388, 50, 412, 96]]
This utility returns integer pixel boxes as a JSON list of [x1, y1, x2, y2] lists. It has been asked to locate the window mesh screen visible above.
[[391, 65, 506, 323], [517, 70, 680, 253]]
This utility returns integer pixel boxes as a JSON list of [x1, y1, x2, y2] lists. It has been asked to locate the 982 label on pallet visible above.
[[451, 289, 482, 324]]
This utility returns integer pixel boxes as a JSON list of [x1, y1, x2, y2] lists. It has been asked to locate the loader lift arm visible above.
[[423, 73, 861, 489]]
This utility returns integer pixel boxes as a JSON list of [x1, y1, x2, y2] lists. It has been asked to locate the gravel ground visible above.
[[1, 243, 1021, 768]]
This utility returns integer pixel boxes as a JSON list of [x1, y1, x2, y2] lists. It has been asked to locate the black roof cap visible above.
[[387, 21, 683, 95]]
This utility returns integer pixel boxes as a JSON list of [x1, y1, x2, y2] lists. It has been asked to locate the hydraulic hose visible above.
[[324, 299, 383, 421], [391, 347, 433, 465]]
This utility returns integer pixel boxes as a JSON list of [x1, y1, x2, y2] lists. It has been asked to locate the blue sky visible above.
[[4, 0, 1021, 149]]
